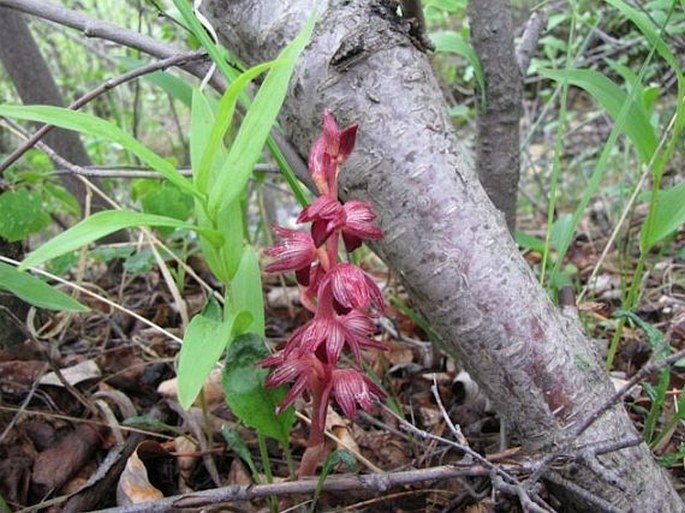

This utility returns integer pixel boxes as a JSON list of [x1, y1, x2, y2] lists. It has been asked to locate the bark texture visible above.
[[468, 0, 522, 233], [205, 1, 682, 510]]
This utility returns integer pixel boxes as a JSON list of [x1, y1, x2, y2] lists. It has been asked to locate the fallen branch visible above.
[[92, 464, 507, 513]]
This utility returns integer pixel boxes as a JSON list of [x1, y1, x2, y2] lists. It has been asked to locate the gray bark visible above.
[[204, 0, 681, 510], [468, 0, 522, 233]]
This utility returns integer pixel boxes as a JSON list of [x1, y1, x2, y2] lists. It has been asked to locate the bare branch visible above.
[[516, 10, 548, 74], [92, 464, 506, 513], [0, 0, 309, 183], [0, 50, 208, 173]]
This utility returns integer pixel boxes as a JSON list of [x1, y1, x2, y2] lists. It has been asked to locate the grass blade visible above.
[[0, 261, 89, 312], [0, 105, 199, 200], [19, 210, 222, 270], [208, 14, 316, 216]]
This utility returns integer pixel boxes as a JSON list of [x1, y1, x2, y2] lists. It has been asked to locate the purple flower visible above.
[[264, 226, 317, 277], [261, 109, 387, 476], [309, 110, 358, 195], [297, 194, 346, 247], [286, 307, 384, 364], [341, 200, 383, 251], [320, 263, 384, 314], [331, 368, 386, 419], [263, 351, 328, 415]]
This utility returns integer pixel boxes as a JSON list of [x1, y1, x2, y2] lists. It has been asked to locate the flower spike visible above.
[[261, 109, 386, 477]]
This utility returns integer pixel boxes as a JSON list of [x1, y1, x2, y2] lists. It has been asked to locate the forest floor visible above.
[[0, 131, 684, 512]]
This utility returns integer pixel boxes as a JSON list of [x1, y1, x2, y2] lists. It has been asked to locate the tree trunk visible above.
[[204, 0, 681, 510], [0, 8, 109, 216], [468, 0, 522, 233]]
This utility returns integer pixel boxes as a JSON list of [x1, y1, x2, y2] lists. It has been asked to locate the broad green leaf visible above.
[[0, 105, 199, 200], [44, 184, 81, 217], [538, 68, 657, 163], [430, 31, 485, 102], [195, 201, 231, 283], [123, 249, 156, 275], [228, 246, 265, 337], [208, 15, 315, 216], [640, 181, 685, 251], [19, 210, 222, 270], [0, 190, 50, 242], [177, 309, 242, 409], [550, 214, 574, 253], [196, 61, 275, 194], [141, 183, 194, 222], [0, 261, 89, 312], [221, 333, 295, 444]]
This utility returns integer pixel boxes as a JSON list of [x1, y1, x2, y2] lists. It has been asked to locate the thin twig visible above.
[[48, 163, 279, 179], [0, 255, 183, 344], [525, 347, 685, 488], [92, 464, 506, 513], [491, 472, 551, 513], [380, 403, 526, 490], [0, 50, 208, 173], [516, 9, 548, 74], [0, 0, 310, 183], [543, 472, 624, 513], [0, 119, 224, 305]]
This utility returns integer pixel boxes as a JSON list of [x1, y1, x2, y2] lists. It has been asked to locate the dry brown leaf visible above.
[[157, 368, 224, 406], [174, 436, 198, 493], [116, 444, 164, 505], [31, 425, 104, 497], [325, 408, 360, 454], [39, 360, 101, 387]]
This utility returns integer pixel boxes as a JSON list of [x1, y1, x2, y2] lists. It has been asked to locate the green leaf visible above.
[[119, 56, 194, 106], [0, 105, 200, 200], [0, 261, 89, 312], [122, 416, 186, 437], [44, 183, 81, 217], [614, 310, 667, 354], [550, 214, 574, 253], [603, 0, 680, 75], [123, 249, 156, 275], [141, 183, 194, 222], [19, 210, 222, 270], [430, 31, 485, 103], [221, 333, 295, 444], [514, 231, 546, 254], [217, 198, 245, 281], [228, 246, 265, 337], [220, 424, 259, 477], [0, 190, 50, 241], [177, 308, 242, 409], [640, 181, 685, 251], [208, 15, 316, 216], [190, 88, 218, 194], [172, 0, 236, 81], [195, 61, 274, 194], [311, 450, 357, 512], [424, 0, 465, 13], [538, 68, 657, 162]]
